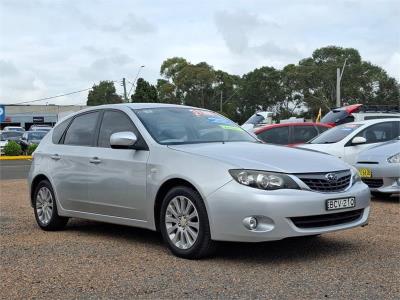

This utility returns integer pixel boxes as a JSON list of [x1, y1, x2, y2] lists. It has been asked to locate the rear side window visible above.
[[293, 126, 318, 144], [98, 110, 138, 148], [52, 118, 72, 144], [257, 127, 289, 145], [64, 112, 100, 146]]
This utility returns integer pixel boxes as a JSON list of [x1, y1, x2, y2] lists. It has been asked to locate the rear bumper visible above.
[[206, 180, 370, 242]]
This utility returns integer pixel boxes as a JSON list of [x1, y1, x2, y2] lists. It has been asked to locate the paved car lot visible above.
[[0, 160, 31, 180], [0, 180, 399, 299]]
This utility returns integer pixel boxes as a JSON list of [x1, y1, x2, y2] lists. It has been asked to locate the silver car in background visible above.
[[28, 104, 370, 259], [355, 139, 400, 198]]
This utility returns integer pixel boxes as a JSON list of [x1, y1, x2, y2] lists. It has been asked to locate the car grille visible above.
[[291, 209, 363, 229], [296, 170, 351, 192], [362, 178, 383, 188]]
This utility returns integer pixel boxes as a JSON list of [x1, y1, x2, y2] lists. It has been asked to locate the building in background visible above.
[[0, 105, 87, 130]]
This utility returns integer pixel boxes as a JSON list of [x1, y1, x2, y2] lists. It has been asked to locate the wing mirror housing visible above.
[[110, 132, 138, 149], [351, 136, 367, 145]]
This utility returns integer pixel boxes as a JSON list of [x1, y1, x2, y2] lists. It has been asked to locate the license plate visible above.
[[326, 197, 356, 211], [358, 168, 372, 178]]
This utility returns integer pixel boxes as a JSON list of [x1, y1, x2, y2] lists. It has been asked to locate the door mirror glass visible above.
[[352, 136, 366, 145], [110, 131, 137, 149]]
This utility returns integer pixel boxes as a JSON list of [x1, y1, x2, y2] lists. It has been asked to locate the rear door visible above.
[[50, 111, 100, 212], [87, 109, 149, 220]]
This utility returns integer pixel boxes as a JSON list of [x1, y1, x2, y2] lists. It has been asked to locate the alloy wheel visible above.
[[36, 187, 54, 225], [165, 196, 199, 249]]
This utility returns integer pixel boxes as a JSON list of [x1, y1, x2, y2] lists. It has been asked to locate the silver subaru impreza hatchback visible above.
[[28, 103, 370, 258]]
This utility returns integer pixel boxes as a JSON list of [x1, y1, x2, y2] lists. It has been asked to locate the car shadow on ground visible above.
[[372, 195, 400, 204], [64, 219, 360, 263]]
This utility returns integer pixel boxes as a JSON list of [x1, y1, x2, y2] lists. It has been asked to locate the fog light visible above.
[[243, 216, 258, 230]]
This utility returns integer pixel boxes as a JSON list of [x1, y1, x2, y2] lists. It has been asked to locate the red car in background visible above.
[[254, 122, 332, 146]]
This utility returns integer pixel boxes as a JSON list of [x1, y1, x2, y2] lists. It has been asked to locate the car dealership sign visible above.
[[0, 105, 5, 122]]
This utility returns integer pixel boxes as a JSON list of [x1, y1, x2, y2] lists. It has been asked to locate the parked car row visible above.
[[0, 128, 50, 154]]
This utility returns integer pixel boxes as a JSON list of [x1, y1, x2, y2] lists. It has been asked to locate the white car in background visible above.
[[298, 119, 400, 165], [355, 139, 400, 198]]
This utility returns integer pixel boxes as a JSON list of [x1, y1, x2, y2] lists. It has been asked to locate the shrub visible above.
[[4, 141, 22, 156], [27, 144, 38, 155]]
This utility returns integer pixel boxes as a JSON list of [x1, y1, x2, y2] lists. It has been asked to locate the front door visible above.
[[87, 110, 149, 220]]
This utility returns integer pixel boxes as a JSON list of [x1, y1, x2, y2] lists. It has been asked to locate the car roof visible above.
[[343, 118, 400, 126], [254, 122, 331, 134]]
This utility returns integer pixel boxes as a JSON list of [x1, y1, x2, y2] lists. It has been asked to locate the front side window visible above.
[[257, 127, 289, 145], [64, 112, 100, 146], [134, 107, 256, 145], [98, 111, 137, 148], [355, 121, 399, 144], [292, 126, 318, 144]]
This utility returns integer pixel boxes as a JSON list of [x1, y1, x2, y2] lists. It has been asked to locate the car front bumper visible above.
[[355, 163, 400, 194], [206, 180, 370, 242]]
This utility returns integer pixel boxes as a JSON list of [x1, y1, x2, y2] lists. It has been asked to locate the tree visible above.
[[131, 78, 158, 103], [87, 81, 122, 106], [296, 46, 399, 118]]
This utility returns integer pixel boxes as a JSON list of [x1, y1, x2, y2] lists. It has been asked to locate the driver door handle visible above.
[[89, 157, 102, 164], [50, 154, 61, 161]]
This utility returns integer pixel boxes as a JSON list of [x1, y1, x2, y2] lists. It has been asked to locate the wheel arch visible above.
[[154, 178, 204, 231], [30, 174, 51, 207]]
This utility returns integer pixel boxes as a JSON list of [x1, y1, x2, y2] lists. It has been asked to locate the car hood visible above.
[[168, 142, 350, 173], [296, 143, 334, 153], [357, 140, 400, 163]]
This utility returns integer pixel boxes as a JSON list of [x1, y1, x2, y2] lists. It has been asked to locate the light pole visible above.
[[128, 65, 145, 99], [336, 58, 348, 107]]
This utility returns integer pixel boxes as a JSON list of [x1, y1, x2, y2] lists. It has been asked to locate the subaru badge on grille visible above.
[[325, 173, 338, 182]]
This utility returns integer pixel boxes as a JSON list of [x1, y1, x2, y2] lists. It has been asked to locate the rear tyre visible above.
[[33, 180, 69, 231], [160, 186, 216, 259]]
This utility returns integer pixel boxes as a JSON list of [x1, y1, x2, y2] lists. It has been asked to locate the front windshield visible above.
[[0, 131, 23, 140], [310, 123, 362, 144], [134, 107, 257, 145], [28, 131, 47, 140], [321, 110, 349, 123]]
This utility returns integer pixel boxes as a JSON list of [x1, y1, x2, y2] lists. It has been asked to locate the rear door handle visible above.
[[89, 157, 102, 164], [50, 154, 61, 161]]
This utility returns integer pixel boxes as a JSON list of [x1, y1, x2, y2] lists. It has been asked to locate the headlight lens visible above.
[[229, 169, 299, 190], [351, 166, 361, 184], [387, 153, 400, 163]]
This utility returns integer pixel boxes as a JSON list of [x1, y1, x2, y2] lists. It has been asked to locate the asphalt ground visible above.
[[0, 179, 399, 299], [0, 160, 31, 180]]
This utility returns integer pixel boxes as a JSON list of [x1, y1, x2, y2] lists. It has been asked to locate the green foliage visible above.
[[87, 81, 123, 106], [91, 46, 400, 123], [27, 144, 38, 155], [131, 78, 158, 103], [4, 141, 22, 156]]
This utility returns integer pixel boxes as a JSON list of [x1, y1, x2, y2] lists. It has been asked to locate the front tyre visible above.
[[160, 186, 215, 259], [33, 180, 68, 231]]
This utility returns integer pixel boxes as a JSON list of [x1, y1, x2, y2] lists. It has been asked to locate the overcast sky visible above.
[[0, 0, 399, 105]]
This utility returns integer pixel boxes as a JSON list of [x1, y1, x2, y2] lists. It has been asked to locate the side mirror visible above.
[[351, 136, 366, 145], [110, 131, 137, 149]]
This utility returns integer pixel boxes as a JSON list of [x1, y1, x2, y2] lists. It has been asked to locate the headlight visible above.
[[351, 166, 361, 184], [387, 153, 400, 163], [229, 169, 299, 190]]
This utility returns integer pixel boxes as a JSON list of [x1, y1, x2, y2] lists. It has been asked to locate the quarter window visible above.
[[98, 110, 137, 148], [64, 112, 100, 146], [257, 127, 289, 145], [52, 118, 72, 144]]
